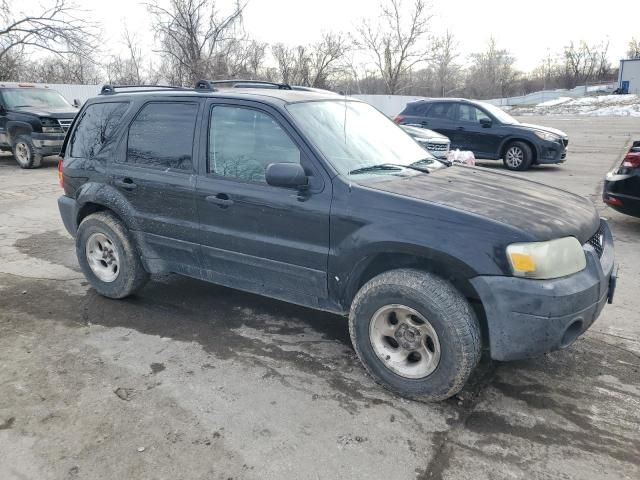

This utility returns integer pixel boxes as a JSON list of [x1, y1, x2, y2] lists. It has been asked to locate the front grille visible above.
[[586, 224, 604, 258], [58, 119, 72, 132], [427, 142, 449, 151]]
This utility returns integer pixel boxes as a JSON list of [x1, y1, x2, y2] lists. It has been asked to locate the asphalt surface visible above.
[[1, 116, 639, 480]]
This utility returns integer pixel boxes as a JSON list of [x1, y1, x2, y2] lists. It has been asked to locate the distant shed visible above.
[[618, 59, 640, 94]]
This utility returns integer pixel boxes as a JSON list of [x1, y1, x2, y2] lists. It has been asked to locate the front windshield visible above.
[[480, 102, 519, 125], [2, 88, 71, 109], [287, 100, 443, 176]]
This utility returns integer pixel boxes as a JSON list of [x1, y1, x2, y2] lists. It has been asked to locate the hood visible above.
[[514, 122, 568, 139], [401, 124, 449, 141], [11, 106, 77, 119], [367, 167, 599, 243]]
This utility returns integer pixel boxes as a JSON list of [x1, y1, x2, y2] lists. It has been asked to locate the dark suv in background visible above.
[[0, 85, 78, 168], [394, 98, 569, 171], [57, 81, 615, 402]]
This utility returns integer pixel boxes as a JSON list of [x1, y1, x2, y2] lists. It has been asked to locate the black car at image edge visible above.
[[57, 80, 616, 401], [603, 140, 640, 218], [0, 85, 79, 168], [394, 98, 569, 171]]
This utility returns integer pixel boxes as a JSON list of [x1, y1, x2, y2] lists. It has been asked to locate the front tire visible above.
[[12, 135, 42, 169], [76, 211, 149, 299], [349, 269, 481, 401], [503, 141, 533, 171]]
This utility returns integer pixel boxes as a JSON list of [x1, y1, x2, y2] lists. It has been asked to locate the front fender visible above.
[[7, 121, 34, 141]]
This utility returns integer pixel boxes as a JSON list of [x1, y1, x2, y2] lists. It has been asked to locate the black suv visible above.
[[394, 98, 569, 171], [57, 81, 616, 401], [0, 85, 79, 168]]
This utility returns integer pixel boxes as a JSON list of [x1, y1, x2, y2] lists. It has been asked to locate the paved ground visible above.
[[0, 116, 638, 480]]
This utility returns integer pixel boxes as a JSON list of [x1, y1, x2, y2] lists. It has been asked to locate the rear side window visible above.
[[126, 102, 198, 171], [70, 102, 128, 158], [407, 102, 430, 116], [428, 103, 456, 120]]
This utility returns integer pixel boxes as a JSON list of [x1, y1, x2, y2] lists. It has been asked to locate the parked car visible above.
[[603, 140, 640, 218], [57, 82, 616, 401], [400, 124, 450, 159], [0, 85, 79, 168], [394, 98, 569, 171]]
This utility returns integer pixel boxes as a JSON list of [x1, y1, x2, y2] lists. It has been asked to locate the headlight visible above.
[[40, 118, 63, 134], [506, 237, 586, 279], [534, 130, 560, 142]]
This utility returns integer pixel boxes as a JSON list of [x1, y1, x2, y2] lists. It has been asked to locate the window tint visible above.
[[406, 102, 429, 115], [70, 102, 128, 158], [126, 102, 197, 170], [209, 106, 300, 183], [458, 104, 491, 123], [428, 103, 456, 120]]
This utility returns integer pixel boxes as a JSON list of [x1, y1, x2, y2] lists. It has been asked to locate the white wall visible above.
[[619, 60, 640, 94], [351, 95, 426, 117]]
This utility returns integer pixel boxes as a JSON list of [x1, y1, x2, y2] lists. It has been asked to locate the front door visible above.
[[195, 100, 331, 306], [455, 104, 500, 158]]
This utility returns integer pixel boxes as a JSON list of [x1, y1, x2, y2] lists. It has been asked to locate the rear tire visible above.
[[76, 211, 149, 299], [349, 269, 481, 401], [12, 135, 42, 169], [503, 141, 533, 171]]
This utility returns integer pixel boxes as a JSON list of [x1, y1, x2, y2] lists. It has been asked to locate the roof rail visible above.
[[195, 79, 292, 91], [100, 84, 191, 95]]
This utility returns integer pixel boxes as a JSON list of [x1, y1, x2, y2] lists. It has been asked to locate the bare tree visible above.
[[105, 26, 147, 84], [563, 40, 611, 88], [465, 37, 518, 99], [0, 0, 96, 65], [148, 0, 246, 86], [308, 32, 349, 88], [355, 0, 431, 94], [430, 30, 460, 97], [629, 38, 640, 59], [20, 53, 102, 83]]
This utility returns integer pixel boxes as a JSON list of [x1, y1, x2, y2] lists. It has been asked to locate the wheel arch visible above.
[[499, 137, 538, 163], [7, 121, 33, 143], [341, 249, 488, 341]]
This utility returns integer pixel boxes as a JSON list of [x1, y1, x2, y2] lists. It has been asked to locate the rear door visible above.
[[110, 100, 203, 271], [423, 102, 459, 147], [195, 99, 332, 306], [455, 103, 499, 157]]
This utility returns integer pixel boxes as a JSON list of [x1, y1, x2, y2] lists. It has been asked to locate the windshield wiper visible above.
[[349, 163, 433, 175], [349, 163, 405, 175]]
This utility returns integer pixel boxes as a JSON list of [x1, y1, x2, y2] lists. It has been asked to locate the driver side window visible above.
[[458, 104, 491, 123], [208, 106, 301, 183]]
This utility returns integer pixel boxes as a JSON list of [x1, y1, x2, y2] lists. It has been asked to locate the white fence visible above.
[[484, 83, 616, 106]]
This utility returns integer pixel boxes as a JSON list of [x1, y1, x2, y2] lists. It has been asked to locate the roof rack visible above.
[[195, 79, 292, 91], [100, 84, 191, 95]]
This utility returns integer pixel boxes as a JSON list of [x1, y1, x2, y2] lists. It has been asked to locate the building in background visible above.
[[618, 59, 640, 94]]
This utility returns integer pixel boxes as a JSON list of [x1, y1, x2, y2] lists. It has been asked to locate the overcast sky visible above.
[[20, 0, 640, 71]]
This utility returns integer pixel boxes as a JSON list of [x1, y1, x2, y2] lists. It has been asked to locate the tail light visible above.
[[393, 115, 405, 124], [622, 151, 640, 169], [58, 158, 64, 188]]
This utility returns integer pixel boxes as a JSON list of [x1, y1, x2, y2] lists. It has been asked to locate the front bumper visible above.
[[32, 133, 64, 156], [536, 138, 568, 164], [471, 220, 615, 361]]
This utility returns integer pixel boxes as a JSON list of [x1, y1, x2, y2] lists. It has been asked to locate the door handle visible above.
[[114, 178, 137, 190], [457, 126, 465, 131], [421, 121, 429, 127], [206, 193, 234, 208]]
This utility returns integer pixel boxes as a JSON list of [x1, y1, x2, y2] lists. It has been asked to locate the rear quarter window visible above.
[[70, 102, 129, 159]]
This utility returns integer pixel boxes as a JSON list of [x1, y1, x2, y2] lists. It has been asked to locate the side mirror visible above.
[[73, 99, 81, 108], [480, 117, 492, 128], [266, 163, 308, 189]]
